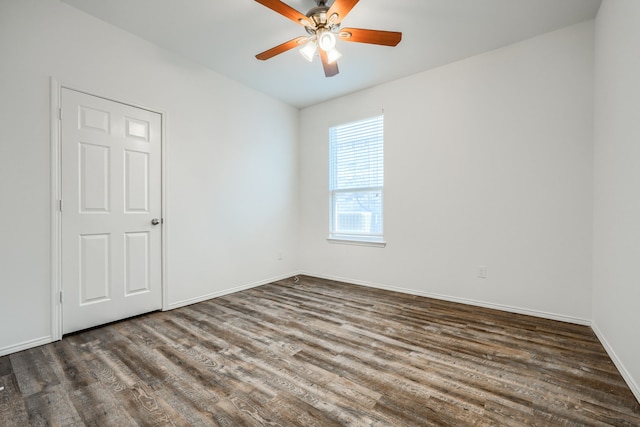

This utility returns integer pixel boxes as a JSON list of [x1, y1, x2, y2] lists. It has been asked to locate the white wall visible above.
[[299, 22, 595, 323], [0, 0, 299, 354], [593, 0, 640, 401]]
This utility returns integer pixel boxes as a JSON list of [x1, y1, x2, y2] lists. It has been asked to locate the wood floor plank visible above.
[[0, 275, 639, 426], [9, 347, 60, 397], [46, 339, 96, 391], [0, 374, 30, 426], [23, 384, 84, 426], [69, 383, 138, 427], [115, 381, 180, 426], [0, 356, 11, 377]]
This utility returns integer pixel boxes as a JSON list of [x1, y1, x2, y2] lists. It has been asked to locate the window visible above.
[[329, 115, 385, 246]]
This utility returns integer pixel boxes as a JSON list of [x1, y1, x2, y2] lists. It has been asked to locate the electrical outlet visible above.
[[478, 266, 487, 279]]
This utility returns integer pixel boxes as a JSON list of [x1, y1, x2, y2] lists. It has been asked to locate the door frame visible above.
[[50, 77, 168, 341]]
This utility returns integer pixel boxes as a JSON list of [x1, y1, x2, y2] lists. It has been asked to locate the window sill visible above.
[[326, 237, 387, 248]]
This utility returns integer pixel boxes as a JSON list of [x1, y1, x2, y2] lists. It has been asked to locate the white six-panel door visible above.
[[61, 88, 162, 334]]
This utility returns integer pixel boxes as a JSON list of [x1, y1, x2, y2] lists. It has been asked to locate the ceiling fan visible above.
[[254, 0, 402, 77]]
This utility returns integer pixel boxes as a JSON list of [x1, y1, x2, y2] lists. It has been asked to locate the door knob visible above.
[[151, 218, 161, 225]]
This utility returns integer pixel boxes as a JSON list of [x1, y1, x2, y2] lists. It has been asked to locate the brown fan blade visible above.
[[339, 28, 402, 46], [326, 0, 359, 25], [320, 49, 339, 77], [254, 0, 312, 27], [256, 36, 308, 61]]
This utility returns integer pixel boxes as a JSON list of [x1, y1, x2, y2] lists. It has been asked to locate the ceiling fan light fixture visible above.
[[317, 30, 337, 51], [300, 40, 318, 62], [326, 47, 342, 64]]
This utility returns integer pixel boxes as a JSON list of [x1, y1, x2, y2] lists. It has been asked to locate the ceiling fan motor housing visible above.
[[304, 5, 340, 35]]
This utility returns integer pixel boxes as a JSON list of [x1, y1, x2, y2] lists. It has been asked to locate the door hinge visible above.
[[59, 291, 64, 304]]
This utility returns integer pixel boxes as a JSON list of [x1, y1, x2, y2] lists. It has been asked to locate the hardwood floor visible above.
[[1, 275, 639, 426]]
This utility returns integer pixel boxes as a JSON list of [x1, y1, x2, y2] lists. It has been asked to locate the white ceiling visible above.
[[60, 0, 601, 108]]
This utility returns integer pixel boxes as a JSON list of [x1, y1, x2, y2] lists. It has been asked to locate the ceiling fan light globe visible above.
[[300, 40, 318, 62], [326, 47, 342, 64], [317, 30, 336, 51]]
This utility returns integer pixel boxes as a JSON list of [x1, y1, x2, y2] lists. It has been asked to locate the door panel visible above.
[[124, 149, 149, 212], [61, 88, 162, 334], [79, 142, 110, 212], [80, 233, 110, 304], [124, 232, 150, 295]]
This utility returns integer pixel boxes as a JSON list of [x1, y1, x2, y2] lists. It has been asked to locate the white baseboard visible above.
[[298, 271, 591, 326], [591, 322, 640, 404], [165, 272, 298, 311], [0, 336, 52, 357]]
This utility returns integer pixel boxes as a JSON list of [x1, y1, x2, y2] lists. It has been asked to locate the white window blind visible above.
[[329, 115, 384, 244]]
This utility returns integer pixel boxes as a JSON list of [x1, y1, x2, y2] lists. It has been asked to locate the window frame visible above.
[[327, 115, 386, 248]]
